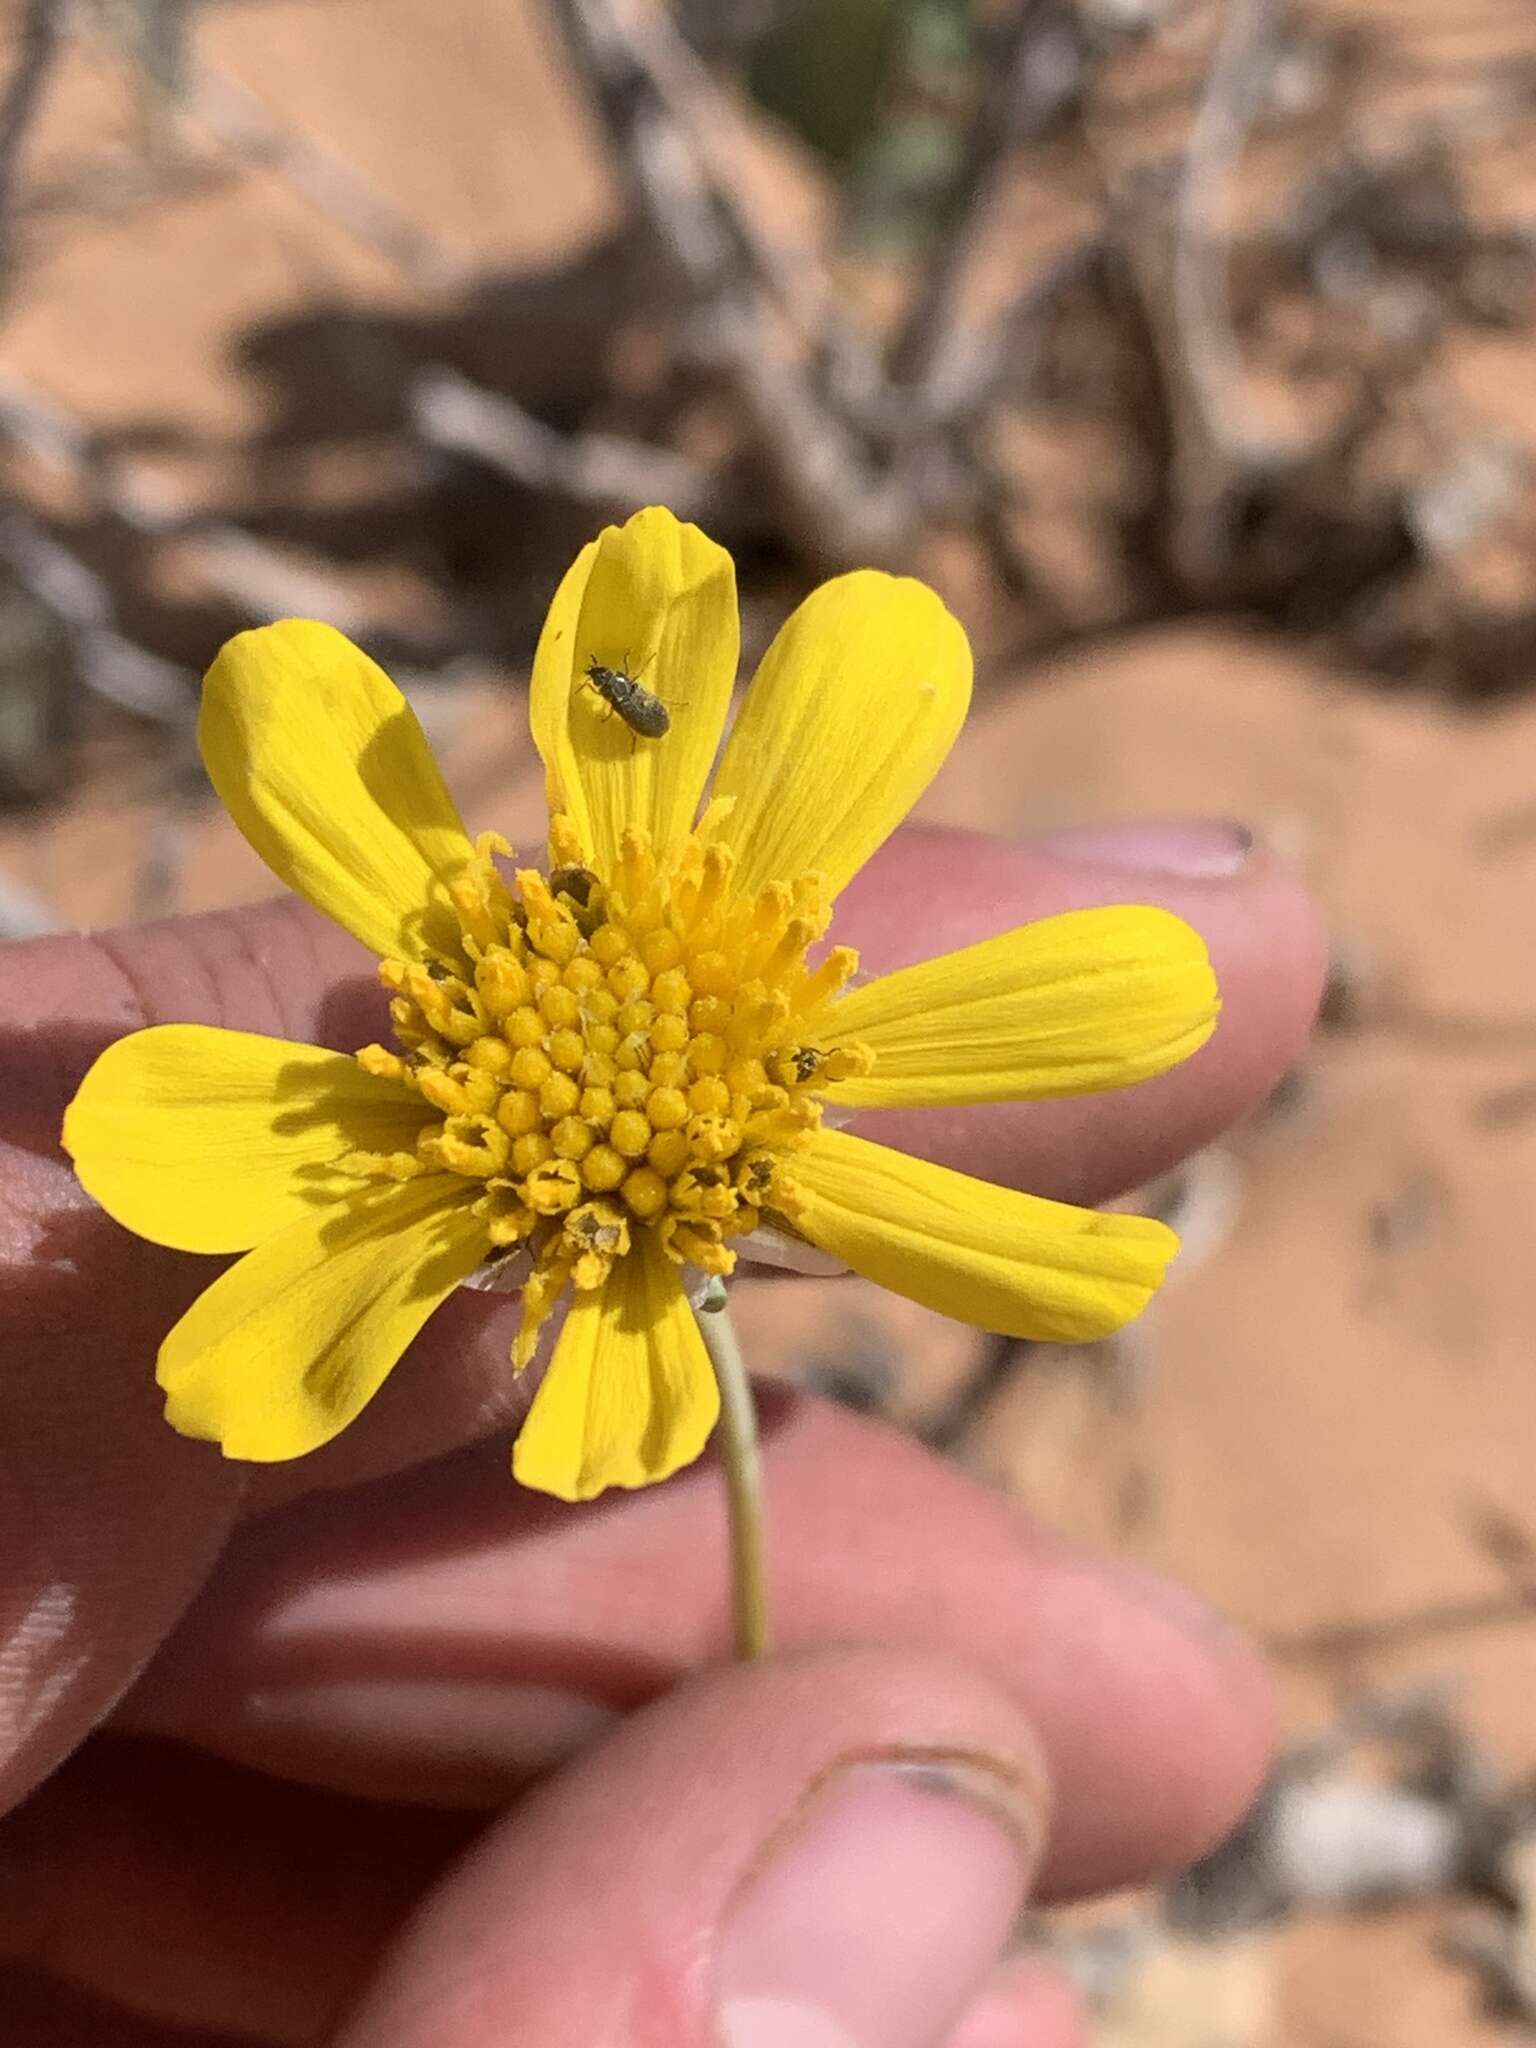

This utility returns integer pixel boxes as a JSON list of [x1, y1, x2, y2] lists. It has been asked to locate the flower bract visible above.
[[63, 508, 1219, 1500]]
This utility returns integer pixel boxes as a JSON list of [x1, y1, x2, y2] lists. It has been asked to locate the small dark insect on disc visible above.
[[549, 863, 598, 908], [585, 661, 671, 739]]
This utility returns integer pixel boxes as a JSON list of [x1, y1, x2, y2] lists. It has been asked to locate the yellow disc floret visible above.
[[350, 823, 872, 1370]]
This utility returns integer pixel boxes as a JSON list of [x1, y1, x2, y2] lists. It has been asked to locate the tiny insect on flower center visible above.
[[348, 814, 872, 1365]]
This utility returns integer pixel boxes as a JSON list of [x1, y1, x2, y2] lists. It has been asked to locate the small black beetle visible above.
[[583, 660, 670, 741]]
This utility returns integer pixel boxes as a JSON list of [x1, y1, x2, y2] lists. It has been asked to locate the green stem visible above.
[[694, 1288, 771, 1660]]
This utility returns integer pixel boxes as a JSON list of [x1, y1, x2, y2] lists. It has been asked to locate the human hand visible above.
[[0, 819, 1324, 2046]]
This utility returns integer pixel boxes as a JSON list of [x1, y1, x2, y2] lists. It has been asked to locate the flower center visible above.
[[349, 815, 871, 1364]]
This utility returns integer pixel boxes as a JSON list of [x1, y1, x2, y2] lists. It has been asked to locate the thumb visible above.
[[333, 1645, 1071, 2048]]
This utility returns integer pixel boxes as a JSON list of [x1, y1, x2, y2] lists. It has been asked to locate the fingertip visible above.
[[944, 1955, 1086, 2048], [1025, 1544, 1276, 1897], [1198, 839, 1330, 1093]]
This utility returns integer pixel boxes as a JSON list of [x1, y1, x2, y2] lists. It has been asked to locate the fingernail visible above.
[[1033, 821, 1254, 879], [717, 1759, 1039, 2048], [1099, 1557, 1246, 1650]]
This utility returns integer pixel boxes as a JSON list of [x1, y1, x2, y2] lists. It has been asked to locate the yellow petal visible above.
[[528, 508, 738, 872], [787, 1129, 1177, 1342], [820, 907, 1219, 1109], [707, 571, 971, 899], [528, 538, 598, 841], [513, 1235, 719, 1501], [200, 619, 475, 961], [158, 1176, 487, 1461], [63, 1024, 432, 1254]]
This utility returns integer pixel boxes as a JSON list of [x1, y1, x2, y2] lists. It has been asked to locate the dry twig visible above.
[[188, 66, 473, 294], [412, 365, 724, 522]]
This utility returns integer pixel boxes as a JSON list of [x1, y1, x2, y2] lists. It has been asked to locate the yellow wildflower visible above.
[[62, 507, 1219, 1502]]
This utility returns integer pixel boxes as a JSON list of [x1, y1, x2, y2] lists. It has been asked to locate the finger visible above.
[[122, 1398, 1271, 1900], [0, 1967, 260, 2048], [0, 1735, 473, 2045], [332, 1645, 1050, 2048]]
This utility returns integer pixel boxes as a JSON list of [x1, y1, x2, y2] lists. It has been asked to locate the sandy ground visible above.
[[2, 2, 1535, 2039]]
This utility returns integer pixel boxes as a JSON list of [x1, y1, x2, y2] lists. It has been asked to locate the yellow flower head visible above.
[[62, 508, 1219, 1501]]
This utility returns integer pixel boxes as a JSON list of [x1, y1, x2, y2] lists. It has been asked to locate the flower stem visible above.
[[694, 1287, 771, 1661]]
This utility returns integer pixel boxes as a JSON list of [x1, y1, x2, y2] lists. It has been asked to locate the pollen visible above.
[[351, 825, 873, 1369]]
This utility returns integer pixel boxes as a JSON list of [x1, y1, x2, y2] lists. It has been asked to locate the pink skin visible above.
[[942, 1958, 1086, 2048], [0, 822, 1326, 2045]]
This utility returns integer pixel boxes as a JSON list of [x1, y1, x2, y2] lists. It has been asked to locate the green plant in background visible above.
[[747, 0, 906, 167], [746, 0, 984, 249]]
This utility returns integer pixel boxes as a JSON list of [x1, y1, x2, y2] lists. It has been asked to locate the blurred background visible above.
[[2, 0, 1534, 2037]]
